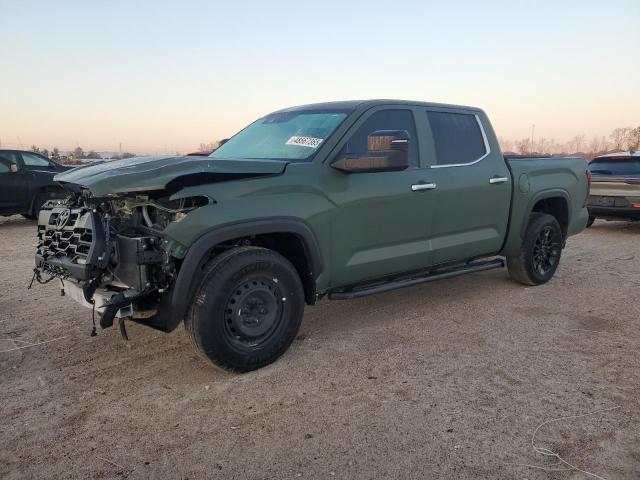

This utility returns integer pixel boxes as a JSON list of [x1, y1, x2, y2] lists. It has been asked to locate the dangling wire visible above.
[[28, 268, 56, 289], [90, 301, 97, 337]]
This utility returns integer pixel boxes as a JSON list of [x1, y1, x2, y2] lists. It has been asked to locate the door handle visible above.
[[489, 176, 509, 184], [411, 183, 436, 191]]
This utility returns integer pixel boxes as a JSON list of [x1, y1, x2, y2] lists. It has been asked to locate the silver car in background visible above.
[[587, 151, 640, 226]]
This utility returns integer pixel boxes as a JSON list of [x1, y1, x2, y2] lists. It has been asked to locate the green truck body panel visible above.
[[54, 100, 589, 296], [56, 156, 288, 196]]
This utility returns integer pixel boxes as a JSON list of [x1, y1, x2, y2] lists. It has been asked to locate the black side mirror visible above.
[[332, 130, 410, 173]]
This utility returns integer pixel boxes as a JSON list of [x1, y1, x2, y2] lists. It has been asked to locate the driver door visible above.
[[327, 107, 435, 288], [0, 153, 28, 213]]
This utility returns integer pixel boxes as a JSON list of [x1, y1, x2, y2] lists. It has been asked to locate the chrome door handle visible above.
[[489, 177, 509, 184], [411, 183, 436, 191]]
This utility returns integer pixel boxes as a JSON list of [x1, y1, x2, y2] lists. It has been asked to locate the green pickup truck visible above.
[[34, 100, 590, 371]]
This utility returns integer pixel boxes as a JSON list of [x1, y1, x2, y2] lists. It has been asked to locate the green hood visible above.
[[54, 156, 288, 196]]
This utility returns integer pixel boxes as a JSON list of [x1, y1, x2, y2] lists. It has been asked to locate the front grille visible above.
[[37, 208, 94, 265]]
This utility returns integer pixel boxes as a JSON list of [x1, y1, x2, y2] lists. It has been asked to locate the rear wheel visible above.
[[185, 246, 305, 372], [507, 213, 563, 286]]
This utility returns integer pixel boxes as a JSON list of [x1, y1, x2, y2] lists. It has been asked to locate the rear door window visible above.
[[589, 159, 640, 176], [426, 111, 487, 165]]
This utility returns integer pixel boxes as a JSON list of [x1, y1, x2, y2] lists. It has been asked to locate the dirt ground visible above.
[[1, 215, 639, 480]]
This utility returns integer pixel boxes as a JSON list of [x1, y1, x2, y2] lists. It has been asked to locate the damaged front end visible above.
[[34, 191, 209, 333]]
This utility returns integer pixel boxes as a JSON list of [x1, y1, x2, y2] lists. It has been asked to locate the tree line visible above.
[[30, 146, 136, 163], [499, 126, 640, 159]]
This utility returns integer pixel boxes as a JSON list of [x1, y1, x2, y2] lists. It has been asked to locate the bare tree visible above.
[[571, 135, 585, 153], [515, 138, 531, 154], [31, 145, 40, 153], [537, 137, 548, 154], [610, 127, 631, 151], [627, 127, 640, 151], [600, 136, 609, 152], [498, 137, 514, 153], [72, 147, 84, 159]]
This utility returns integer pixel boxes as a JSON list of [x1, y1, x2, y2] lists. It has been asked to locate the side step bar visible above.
[[328, 258, 505, 300]]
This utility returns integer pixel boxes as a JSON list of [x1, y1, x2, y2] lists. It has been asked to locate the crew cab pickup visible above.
[[33, 100, 590, 372]]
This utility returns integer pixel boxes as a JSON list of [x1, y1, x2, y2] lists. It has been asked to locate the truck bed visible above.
[[500, 155, 590, 257]]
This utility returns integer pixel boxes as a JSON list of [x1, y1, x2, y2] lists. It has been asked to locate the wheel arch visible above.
[[159, 218, 323, 332], [522, 189, 570, 240], [29, 185, 67, 216]]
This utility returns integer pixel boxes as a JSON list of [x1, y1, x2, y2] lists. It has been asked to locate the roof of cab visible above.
[[275, 99, 482, 113]]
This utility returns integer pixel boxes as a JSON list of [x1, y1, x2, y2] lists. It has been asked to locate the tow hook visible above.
[[97, 290, 153, 341], [98, 298, 129, 342]]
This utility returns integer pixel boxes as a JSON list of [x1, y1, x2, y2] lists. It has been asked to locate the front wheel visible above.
[[185, 246, 305, 372], [22, 193, 47, 220], [507, 213, 563, 286]]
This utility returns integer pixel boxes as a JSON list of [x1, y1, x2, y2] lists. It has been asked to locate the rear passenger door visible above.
[[421, 109, 511, 265]]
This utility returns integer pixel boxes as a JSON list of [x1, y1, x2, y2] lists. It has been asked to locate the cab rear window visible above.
[[589, 159, 640, 176]]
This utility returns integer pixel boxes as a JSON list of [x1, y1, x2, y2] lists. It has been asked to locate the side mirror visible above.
[[10, 164, 19, 173], [332, 130, 410, 173]]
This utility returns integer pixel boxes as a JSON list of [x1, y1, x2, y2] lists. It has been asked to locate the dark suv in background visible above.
[[587, 151, 640, 226], [0, 149, 72, 219]]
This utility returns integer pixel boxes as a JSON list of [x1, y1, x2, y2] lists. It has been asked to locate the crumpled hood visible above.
[[54, 156, 288, 196]]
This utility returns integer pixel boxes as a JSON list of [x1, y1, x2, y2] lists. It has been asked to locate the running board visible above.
[[328, 258, 505, 300]]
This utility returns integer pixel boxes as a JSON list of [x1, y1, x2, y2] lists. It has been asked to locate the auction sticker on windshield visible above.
[[286, 136, 323, 149]]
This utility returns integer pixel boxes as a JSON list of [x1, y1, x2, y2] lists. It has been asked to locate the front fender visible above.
[[158, 218, 324, 332]]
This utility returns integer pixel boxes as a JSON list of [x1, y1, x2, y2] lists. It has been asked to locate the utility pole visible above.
[[119, 142, 122, 156]]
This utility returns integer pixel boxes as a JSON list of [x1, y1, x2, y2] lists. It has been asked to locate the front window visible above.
[[339, 109, 419, 167], [210, 110, 349, 161]]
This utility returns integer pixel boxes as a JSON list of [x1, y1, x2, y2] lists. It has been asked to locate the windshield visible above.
[[589, 158, 640, 176], [210, 110, 349, 161]]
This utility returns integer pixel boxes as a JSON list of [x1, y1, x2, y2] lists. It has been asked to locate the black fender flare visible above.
[[158, 218, 323, 332], [520, 188, 571, 238]]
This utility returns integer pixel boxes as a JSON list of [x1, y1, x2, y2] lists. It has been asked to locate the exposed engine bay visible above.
[[34, 191, 208, 332]]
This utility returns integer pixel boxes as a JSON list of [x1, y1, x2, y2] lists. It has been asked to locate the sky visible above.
[[0, 0, 638, 154]]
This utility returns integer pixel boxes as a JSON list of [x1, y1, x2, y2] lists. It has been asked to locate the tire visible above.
[[507, 213, 563, 286], [22, 193, 46, 220], [185, 246, 305, 372], [586, 216, 596, 228]]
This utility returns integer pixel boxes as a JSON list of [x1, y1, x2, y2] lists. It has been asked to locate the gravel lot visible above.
[[1, 215, 639, 479]]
